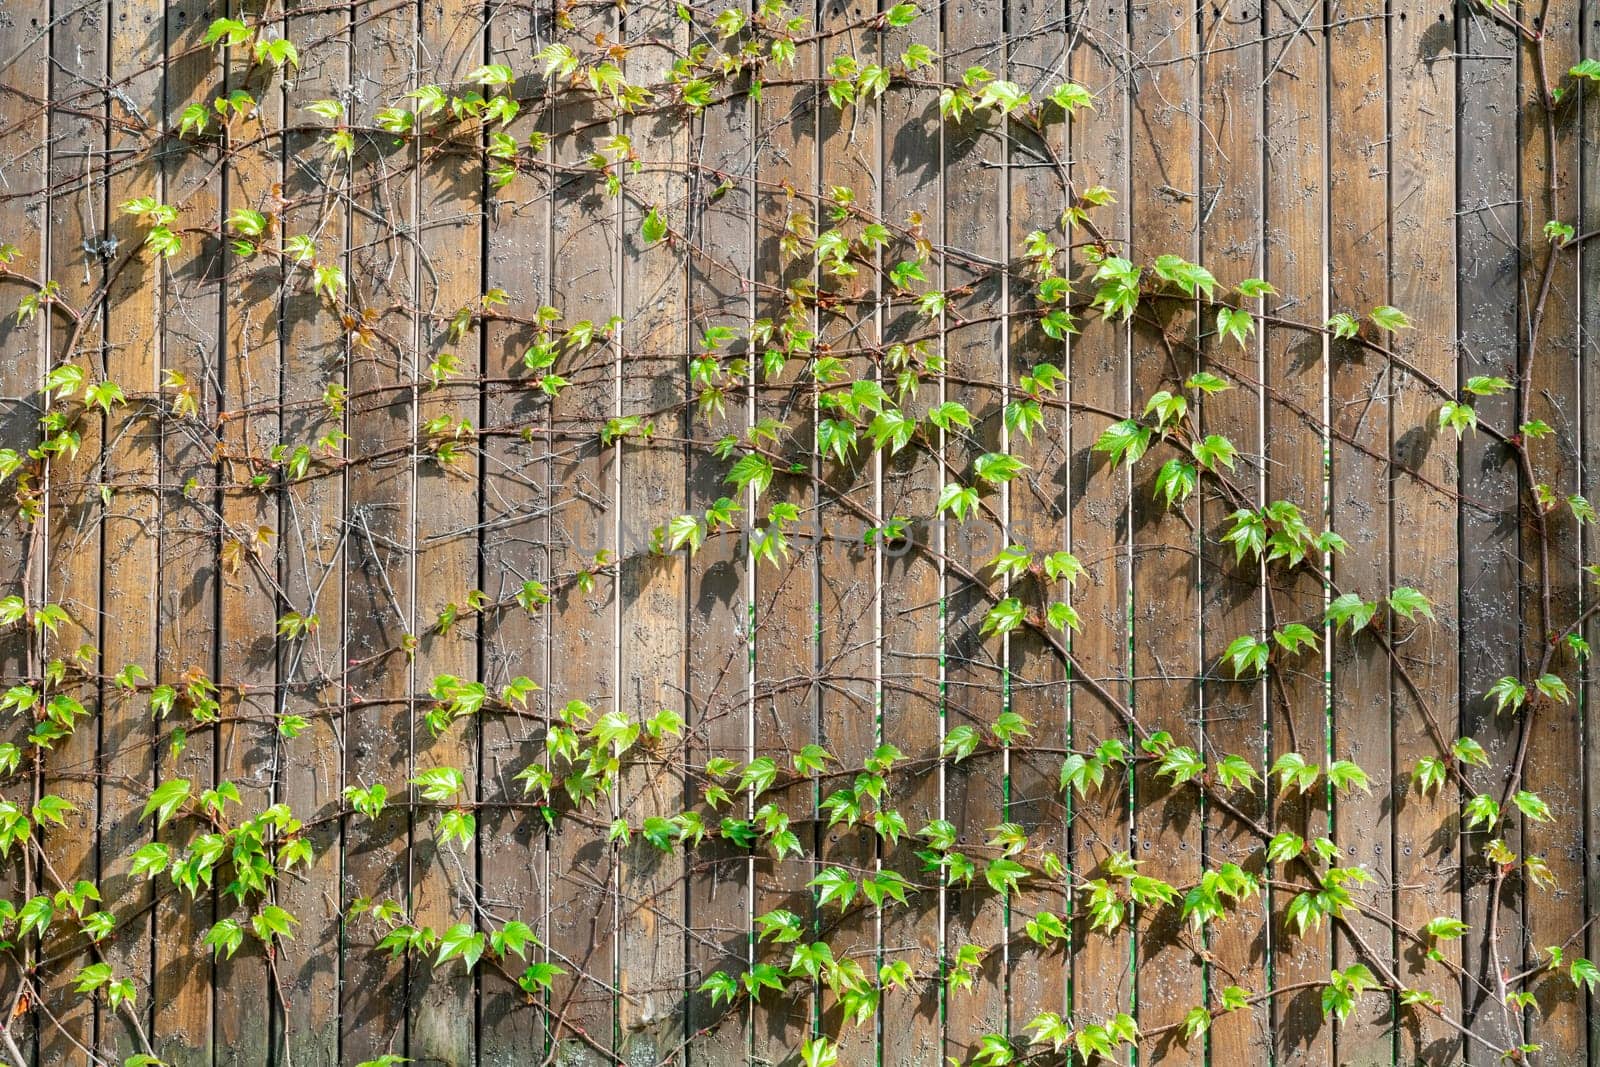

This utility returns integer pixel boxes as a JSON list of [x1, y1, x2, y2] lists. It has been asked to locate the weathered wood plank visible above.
[[477, 4, 552, 1062], [680, 6, 755, 1062], [544, 4, 621, 1057], [747, 0, 819, 1059], [615, 0, 690, 1059], [939, 0, 1006, 1054], [0, 0, 53, 1058], [94, 0, 165, 1056], [153, 0, 224, 1054], [1066, 0, 1133, 1035], [1516, 0, 1586, 1059], [1127, 0, 1202, 1052], [39, 0, 108, 1054], [813, 0, 879, 1059], [405, 3, 482, 1062], [1197, 4, 1267, 1061], [1001, 0, 1069, 1048], [214, 10, 283, 1060], [877, 1, 944, 1057], [274, 0, 352, 1059], [340, 0, 420, 1056], [1325, 2, 1406, 1064], [1259, 5, 1330, 1063], [1455, 5, 1524, 1058], [1386, 3, 1466, 1066]]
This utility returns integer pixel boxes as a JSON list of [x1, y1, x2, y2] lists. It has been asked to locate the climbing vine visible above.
[[0, 0, 1597, 1064]]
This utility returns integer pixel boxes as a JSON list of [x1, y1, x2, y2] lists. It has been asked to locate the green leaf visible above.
[[1327, 759, 1371, 795], [204, 918, 245, 959], [411, 766, 464, 802], [1325, 593, 1377, 634], [1368, 305, 1412, 332], [1513, 790, 1553, 823], [1386, 586, 1434, 622], [1438, 401, 1476, 437], [641, 206, 668, 244], [1414, 757, 1446, 797], [1223, 634, 1269, 678], [1216, 306, 1254, 348], [940, 725, 980, 764], [435, 922, 485, 969], [1486, 676, 1527, 715], [1535, 673, 1571, 705], [808, 866, 857, 911], [1092, 420, 1152, 468], [141, 779, 191, 828], [1153, 459, 1197, 508]]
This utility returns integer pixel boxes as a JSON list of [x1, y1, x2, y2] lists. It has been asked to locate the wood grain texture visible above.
[[1198, 3, 1267, 1061], [1326, 1, 1404, 1063], [1516, 1, 1586, 1060], [1066, 0, 1133, 1035], [0, 0, 52, 1059], [1388, 3, 1465, 1067], [877, 1, 944, 1057], [1000, 0, 1069, 1049], [274, 2, 351, 1061], [1260, 4, 1330, 1063], [813, 0, 879, 1058], [748, 0, 819, 1055], [544, 4, 621, 1061], [214, 6, 283, 1058], [153, 0, 223, 1055], [1456, 5, 1524, 1059], [477, 2, 552, 1061], [95, 0, 165, 1057], [615, 0, 690, 1059], [681, 6, 755, 1061], [1, 5, 1596, 1063], [339, 0, 420, 1058], [1127, 0, 1203, 1052], [940, 0, 1006, 1054], [39, 0, 107, 1054]]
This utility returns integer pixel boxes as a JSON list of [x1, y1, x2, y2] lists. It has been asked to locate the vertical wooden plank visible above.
[[681, 5, 754, 1059], [478, 1, 550, 1059], [214, 12, 281, 1061], [154, 0, 223, 1053], [1001, 0, 1069, 1050], [1455, 4, 1523, 1056], [1067, 0, 1133, 1034], [878, 1, 944, 1056], [1584, 1, 1600, 1057], [749, 3, 817, 1059], [1127, 0, 1202, 1052], [275, 0, 352, 1059], [406, 4, 481, 1063], [1326, 2, 1404, 1064], [615, 0, 688, 1058], [1516, 0, 1585, 1058], [1388, 2, 1465, 1065], [939, 0, 1006, 1054], [341, 0, 418, 1055], [0, 0, 47, 1048], [39, 0, 107, 1053], [1260, 4, 1330, 1063], [546, 7, 620, 1059], [1198, 3, 1268, 1060], [97, 0, 164, 1054], [813, 0, 879, 1060]]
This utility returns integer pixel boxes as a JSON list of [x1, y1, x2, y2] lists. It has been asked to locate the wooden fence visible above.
[[0, 0, 1596, 1063]]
